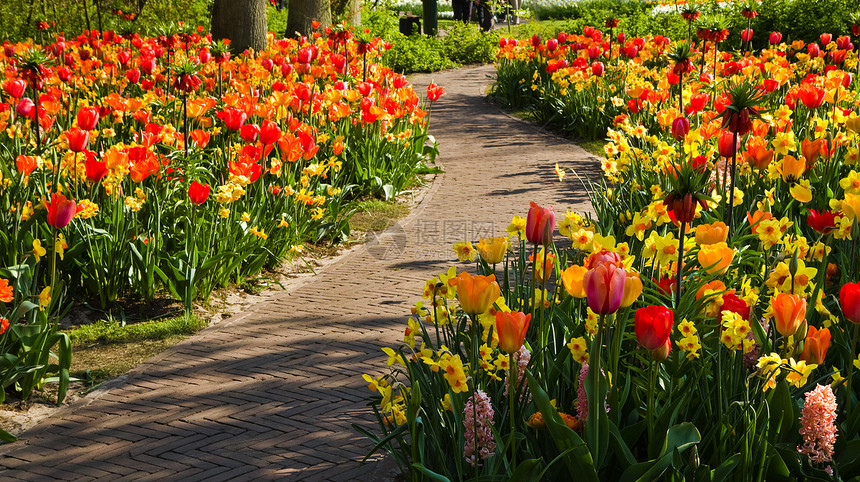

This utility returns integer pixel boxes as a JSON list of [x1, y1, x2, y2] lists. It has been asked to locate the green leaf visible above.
[[526, 370, 598, 481], [510, 458, 542, 481], [711, 453, 740, 482], [0, 428, 17, 443], [620, 423, 701, 482], [411, 463, 451, 482]]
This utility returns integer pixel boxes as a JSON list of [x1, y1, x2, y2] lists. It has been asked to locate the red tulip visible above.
[[798, 84, 825, 109], [76, 106, 100, 131], [584, 259, 626, 315], [240, 123, 260, 143], [719, 292, 750, 321], [800, 326, 830, 364], [218, 107, 247, 131], [807, 209, 838, 234], [84, 151, 107, 182], [495, 311, 531, 354], [546, 38, 558, 51], [126, 68, 141, 84], [820, 33, 833, 46], [840, 282, 860, 324], [188, 181, 211, 205], [66, 127, 89, 152], [769, 32, 782, 45], [741, 29, 753, 42], [427, 83, 444, 101], [4, 79, 26, 98], [16, 98, 35, 118], [45, 192, 77, 228], [591, 61, 605, 76], [717, 129, 739, 158], [635, 305, 673, 351], [807, 43, 821, 57], [671, 116, 690, 141], [525, 202, 555, 245], [259, 120, 281, 145], [837, 36, 853, 50]]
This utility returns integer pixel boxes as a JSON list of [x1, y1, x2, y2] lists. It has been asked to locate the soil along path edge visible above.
[[0, 64, 598, 481]]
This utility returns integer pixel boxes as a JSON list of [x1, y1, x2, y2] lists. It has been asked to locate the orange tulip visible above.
[[780, 155, 806, 182], [746, 139, 774, 170], [694, 222, 728, 245], [697, 242, 734, 274], [772, 293, 807, 337], [495, 311, 531, 354], [800, 326, 830, 364], [561, 265, 587, 298], [452, 272, 500, 316], [801, 138, 823, 168], [747, 210, 773, 234]]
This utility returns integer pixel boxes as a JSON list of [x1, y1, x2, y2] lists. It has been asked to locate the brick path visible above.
[[0, 64, 598, 481]]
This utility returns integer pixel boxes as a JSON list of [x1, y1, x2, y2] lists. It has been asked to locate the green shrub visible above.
[[441, 22, 499, 65]]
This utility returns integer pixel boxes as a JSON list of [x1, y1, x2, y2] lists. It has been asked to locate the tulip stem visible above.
[[675, 221, 685, 309], [727, 130, 739, 234], [588, 314, 606, 465], [647, 352, 656, 456], [847, 324, 859, 413], [508, 355, 517, 470]]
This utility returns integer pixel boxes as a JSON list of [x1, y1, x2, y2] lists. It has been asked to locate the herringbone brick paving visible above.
[[0, 64, 598, 481]]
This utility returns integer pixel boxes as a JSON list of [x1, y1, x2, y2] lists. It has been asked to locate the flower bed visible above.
[[361, 15, 860, 481], [0, 25, 440, 414]]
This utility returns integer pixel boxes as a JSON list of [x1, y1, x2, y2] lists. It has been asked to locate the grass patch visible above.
[[71, 336, 189, 388], [578, 139, 607, 157], [349, 199, 410, 233], [68, 314, 208, 387], [69, 315, 207, 345]]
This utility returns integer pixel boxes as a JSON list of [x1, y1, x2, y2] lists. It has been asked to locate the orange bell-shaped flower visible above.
[[772, 293, 807, 337], [495, 311, 531, 354], [452, 272, 500, 316], [800, 326, 830, 364]]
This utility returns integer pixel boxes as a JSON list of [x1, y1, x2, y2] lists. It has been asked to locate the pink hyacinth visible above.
[[576, 362, 610, 422], [463, 389, 495, 467], [504, 346, 531, 404], [798, 384, 838, 465]]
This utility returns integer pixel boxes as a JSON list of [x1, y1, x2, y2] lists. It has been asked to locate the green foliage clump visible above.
[[365, 9, 499, 73]]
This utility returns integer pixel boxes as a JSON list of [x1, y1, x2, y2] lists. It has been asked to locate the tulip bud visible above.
[[591, 61, 605, 76], [671, 116, 690, 141]]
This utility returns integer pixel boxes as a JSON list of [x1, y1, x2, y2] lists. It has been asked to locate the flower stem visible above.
[[676, 221, 685, 309], [647, 352, 656, 455], [588, 314, 606, 464], [847, 324, 859, 413], [727, 130, 739, 234], [509, 354, 518, 470]]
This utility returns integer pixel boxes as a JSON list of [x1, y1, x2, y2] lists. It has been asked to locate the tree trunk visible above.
[[211, 0, 268, 55], [286, 0, 332, 38]]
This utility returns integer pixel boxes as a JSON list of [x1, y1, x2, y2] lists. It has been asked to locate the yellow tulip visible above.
[[561, 265, 587, 298], [476, 237, 509, 264]]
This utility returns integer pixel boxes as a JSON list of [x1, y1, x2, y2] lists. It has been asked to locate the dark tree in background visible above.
[[286, 0, 332, 38], [211, 0, 268, 54]]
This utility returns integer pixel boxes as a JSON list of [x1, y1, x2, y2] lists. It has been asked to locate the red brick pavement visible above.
[[0, 64, 599, 481]]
